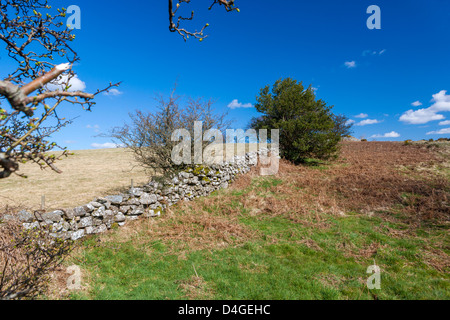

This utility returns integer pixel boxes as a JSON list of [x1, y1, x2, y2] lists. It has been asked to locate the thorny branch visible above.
[[0, 0, 120, 179], [168, 0, 239, 41], [0, 213, 74, 300]]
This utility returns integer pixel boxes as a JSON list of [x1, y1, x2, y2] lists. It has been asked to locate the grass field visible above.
[[40, 141, 449, 300], [0, 148, 149, 210]]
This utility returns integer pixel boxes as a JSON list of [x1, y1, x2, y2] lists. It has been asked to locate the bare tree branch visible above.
[[168, 0, 239, 41], [0, 1, 120, 179]]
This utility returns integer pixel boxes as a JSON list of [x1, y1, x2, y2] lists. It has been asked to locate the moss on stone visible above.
[[192, 165, 211, 176]]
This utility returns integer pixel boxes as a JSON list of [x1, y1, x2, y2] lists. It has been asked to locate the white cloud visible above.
[[344, 61, 356, 69], [103, 88, 123, 96], [91, 142, 120, 149], [46, 74, 86, 92], [371, 131, 400, 139], [400, 90, 450, 124], [355, 113, 368, 119], [426, 128, 450, 135], [227, 99, 253, 109], [430, 90, 450, 112], [411, 101, 422, 107], [439, 120, 450, 126], [86, 124, 100, 133], [399, 108, 444, 124], [363, 49, 386, 56], [346, 119, 355, 125], [355, 119, 380, 126], [64, 140, 77, 144], [385, 131, 400, 138]]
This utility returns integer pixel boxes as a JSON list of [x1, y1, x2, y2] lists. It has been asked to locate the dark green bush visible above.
[[250, 77, 352, 163]]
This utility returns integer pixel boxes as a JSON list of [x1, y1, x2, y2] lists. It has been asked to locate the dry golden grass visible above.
[[0, 148, 149, 210]]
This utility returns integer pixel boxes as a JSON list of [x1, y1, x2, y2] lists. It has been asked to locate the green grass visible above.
[[68, 176, 449, 300]]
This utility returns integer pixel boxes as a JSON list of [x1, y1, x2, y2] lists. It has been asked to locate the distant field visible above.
[[0, 143, 264, 211], [0, 148, 149, 210]]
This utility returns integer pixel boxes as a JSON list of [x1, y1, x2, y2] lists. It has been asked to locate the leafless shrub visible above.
[[0, 209, 73, 300], [109, 86, 232, 178]]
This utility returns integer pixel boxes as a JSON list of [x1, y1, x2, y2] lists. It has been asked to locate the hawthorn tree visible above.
[[0, 0, 239, 179], [110, 87, 231, 177], [0, 0, 120, 179]]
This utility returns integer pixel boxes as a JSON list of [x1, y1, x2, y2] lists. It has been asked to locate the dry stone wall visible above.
[[2, 149, 274, 241]]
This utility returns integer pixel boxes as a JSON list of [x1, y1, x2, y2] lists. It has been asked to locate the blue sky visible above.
[[3, 0, 450, 149]]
